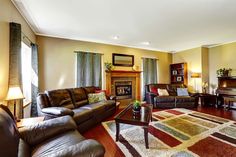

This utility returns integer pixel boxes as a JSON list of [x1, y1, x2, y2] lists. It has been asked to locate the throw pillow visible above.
[[177, 88, 189, 96], [158, 89, 169, 96], [150, 87, 158, 95], [88, 92, 107, 104]]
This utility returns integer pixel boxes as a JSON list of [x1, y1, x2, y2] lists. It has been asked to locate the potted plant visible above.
[[216, 68, 232, 77], [104, 62, 114, 71], [133, 100, 141, 112]]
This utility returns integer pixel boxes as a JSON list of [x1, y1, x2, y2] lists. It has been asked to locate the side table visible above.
[[17, 117, 45, 128], [197, 93, 217, 107]]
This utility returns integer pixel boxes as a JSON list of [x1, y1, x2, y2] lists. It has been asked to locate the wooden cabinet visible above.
[[170, 63, 187, 85]]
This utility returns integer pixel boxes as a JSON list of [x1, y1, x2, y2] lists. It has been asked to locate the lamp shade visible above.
[[6, 87, 24, 100], [191, 72, 201, 78]]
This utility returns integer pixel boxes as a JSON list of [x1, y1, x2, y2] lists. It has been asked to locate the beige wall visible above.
[[173, 42, 236, 94], [209, 42, 236, 93], [172, 47, 202, 92], [0, 0, 36, 103], [201, 47, 209, 93], [37, 36, 172, 97]]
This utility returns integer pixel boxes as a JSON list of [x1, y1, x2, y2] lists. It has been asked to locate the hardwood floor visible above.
[[82, 107, 236, 157]]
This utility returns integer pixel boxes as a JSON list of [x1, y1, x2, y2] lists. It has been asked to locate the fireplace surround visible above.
[[106, 70, 141, 104]]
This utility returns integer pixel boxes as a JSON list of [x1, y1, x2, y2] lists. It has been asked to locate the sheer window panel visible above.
[[21, 42, 32, 106]]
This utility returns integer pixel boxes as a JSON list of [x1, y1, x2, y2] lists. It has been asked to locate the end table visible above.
[[198, 93, 217, 107], [17, 117, 44, 128]]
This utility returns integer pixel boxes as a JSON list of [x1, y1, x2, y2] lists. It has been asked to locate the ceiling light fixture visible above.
[[112, 36, 119, 40], [141, 41, 150, 45]]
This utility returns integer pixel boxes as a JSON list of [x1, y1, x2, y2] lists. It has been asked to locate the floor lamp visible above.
[[6, 86, 24, 122], [191, 72, 201, 93]]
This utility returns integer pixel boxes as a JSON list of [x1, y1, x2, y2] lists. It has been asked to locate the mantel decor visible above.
[[112, 53, 134, 67], [217, 68, 232, 77]]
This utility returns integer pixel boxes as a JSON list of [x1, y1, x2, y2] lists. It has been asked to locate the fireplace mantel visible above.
[[105, 70, 142, 74], [106, 70, 141, 101]]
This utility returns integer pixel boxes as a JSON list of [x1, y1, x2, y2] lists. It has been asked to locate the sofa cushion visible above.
[[175, 96, 195, 103], [73, 108, 93, 124], [46, 89, 74, 109], [42, 107, 74, 117], [31, 130, 84, 157], [88, 92, 107, 104], [158, 89, 169, 96], [70, 88, 88, 108], [83, 86, 97, 95], [148, 84, 168, 92], [37, 93, 51, 108], [150, 87, 158, 95], [82, 102, 106, 115], [177, 88, 189, 96], [155, 96, 175, 103]]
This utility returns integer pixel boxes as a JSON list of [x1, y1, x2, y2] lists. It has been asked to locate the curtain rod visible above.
[[74, 51, 104, 55], [22, 32, 33, 44]]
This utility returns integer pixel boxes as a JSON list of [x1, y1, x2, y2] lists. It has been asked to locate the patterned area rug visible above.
[[102, 108, 236, 157]]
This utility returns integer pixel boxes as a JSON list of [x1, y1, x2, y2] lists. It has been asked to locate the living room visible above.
[[1, 0, 236, 156]]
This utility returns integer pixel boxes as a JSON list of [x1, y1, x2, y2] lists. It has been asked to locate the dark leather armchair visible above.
[[0, 105, 105, 157]]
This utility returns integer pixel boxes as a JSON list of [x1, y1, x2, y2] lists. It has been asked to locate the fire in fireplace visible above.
[[115, 81, 132, 100]]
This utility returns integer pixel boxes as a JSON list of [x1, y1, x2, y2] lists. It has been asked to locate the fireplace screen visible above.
[[115, 81, 132, 99]]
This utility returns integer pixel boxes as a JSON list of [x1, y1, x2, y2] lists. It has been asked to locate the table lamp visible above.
[[6, 86, 24, 121], [191, 72, 201, 93]]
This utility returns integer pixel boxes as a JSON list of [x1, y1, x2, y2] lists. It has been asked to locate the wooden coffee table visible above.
[[114, 103, 152, 149]]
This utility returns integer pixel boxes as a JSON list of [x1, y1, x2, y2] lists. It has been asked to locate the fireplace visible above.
[[115, 81, 132, 100], [106, 70, 141, 107]]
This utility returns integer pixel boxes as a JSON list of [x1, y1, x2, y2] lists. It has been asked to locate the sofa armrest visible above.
[[50, 139, 105, 157], [146, 92, 157, 104], [189, 92, 199, 97], [107, 95, 116, 101], [42, 107, 74, 117], [19, 116, 77, 146]]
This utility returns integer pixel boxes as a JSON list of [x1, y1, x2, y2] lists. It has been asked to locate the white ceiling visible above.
[[13, 0, 236, 52]]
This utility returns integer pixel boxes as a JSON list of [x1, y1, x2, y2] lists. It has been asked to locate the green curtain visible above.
[[9, 22, 23, 118], [76, 51, 102, 88], [142, 58, 158, 100], [31, 43, 39, 117]]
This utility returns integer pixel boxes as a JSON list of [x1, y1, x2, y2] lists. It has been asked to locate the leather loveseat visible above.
[[0, 105, 105, 157], [37, 86, 116, 133], [145, 84, 198, 109]]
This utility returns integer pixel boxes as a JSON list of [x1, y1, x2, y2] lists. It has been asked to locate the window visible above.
[[21, 42, 32, 105]]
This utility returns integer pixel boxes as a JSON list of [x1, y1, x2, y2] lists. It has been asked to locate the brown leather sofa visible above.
[[145, 84, 198, 109], [37, 86, 116, 133], [0, 105, 105, 157]]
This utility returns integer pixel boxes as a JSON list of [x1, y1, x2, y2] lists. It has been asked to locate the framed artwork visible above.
[[177, 76, 182, 82], [172, 70, 177, 75], [112, 53, 134, 67]]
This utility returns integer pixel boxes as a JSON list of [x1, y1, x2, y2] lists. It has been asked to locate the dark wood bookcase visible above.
[[170, 63, 188, 85]]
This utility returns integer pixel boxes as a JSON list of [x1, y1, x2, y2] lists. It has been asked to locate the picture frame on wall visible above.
[[172, 70, 177, 75], [112, 53, 134, 67], [177, 76, 182, 82]]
